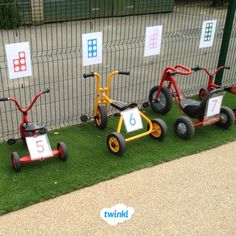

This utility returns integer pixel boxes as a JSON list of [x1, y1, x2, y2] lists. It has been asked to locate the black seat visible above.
[[180, 88, 224, 119], [111, 101, 129, 111], [23, 122, 46, 133], [110, 101, 137, 111]]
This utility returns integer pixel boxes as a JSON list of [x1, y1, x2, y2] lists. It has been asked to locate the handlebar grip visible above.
[[43, 88, 50, 94], [168, 71, 179, 76], [224, 66, 230, 70], [0, 98, 8, 102], [83, 72, 94, 78], [118, 71, 130, 75], [191, 66, 201, 72]]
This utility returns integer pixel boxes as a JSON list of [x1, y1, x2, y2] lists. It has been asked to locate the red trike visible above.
[[198, 66, 236, 118], [0, 89, 68, 171], [148, 64, 235, 139]]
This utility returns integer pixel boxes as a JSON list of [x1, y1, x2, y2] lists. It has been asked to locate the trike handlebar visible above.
[[200, 66, 230, 77], [118, 71, 130, 75], [42, 88, 50, 94], [2, 89, 49, 113], [191, 66, 201, 72], [0, 98, 8, 102], [83, 72, 95, 78]]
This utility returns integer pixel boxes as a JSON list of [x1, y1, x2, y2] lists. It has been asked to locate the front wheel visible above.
[[95, 105, 108, 129], [174, 116, 195, 139], [11, 152, 21, 172], [215, 106, 235, 129], [107, 132, 126, 156], [148, 86, 173, 114], [57, 142, 68, 161], [147, 118, 168, 140]]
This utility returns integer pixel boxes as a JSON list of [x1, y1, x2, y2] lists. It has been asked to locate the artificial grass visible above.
[[0, 93, 235, 215]]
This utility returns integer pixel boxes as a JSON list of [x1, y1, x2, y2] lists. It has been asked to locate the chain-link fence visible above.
[[0, 0, 232, 140]]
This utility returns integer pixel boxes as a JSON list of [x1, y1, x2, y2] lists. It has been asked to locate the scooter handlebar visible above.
[[118, 71, 130, 75], [0, 98, 8, 102], [83, 72, 95, 78]]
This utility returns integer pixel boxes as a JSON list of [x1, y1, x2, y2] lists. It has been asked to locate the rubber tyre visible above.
[[57, 142, 68, 161], [148, 86, 173, 114], [215, 106, 235, 129], [198, 88, 209, 101], [174, 116, 195, 139], [147, 118, 168, 140], [106, 132, 126, 156], [11, 152, 21, 172], [95, 105, 108, 129]]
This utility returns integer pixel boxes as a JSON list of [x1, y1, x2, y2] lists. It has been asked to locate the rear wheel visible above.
[[11, 152, 21, 172], [198, 88, 209, 100], [107, 132, 126, 156], [216, 106, 235, 129], [95, 105, 107, 129], [174, 116, 195, 139], [147, 118, 168, 140], [57, 142, 68, 161], [148, 86, 173, 114]]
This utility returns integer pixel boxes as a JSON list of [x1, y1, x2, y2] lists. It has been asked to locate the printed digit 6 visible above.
[[130, 113, 136, 126]]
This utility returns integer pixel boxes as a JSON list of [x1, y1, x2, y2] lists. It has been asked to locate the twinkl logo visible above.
[[100, 204, 135, 226]]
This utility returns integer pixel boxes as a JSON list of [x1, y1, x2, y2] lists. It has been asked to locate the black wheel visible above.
[[147, 118, 168, 140], [174, 116, 195, 139], [148, 85, 173, 114], [216, 106, 235, 129], [11, 152, 21, 172], [57, 142, 68, 161], [95, 105, 108, 129], [198, 88, 209, 101], [107, 132, 126, 156]]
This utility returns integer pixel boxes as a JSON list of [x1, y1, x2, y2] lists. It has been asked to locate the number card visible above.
[[26, 134, 53, 160], [5, 42, 32, 79], [206, 95, 223, 117], [82, 32, 103, 66], [144, 25, 163, 57], [121, 107, 143, 133], [199, 20, 217, 48]]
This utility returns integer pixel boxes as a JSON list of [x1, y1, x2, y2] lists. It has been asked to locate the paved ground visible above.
[[0, 141, 235, 235]]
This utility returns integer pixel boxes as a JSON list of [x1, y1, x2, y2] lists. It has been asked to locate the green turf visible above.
[[0, 93, 235, 215]]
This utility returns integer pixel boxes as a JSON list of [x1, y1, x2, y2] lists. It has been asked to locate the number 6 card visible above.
[[121, 107, 143, 133], [26, 134, 53, 160]]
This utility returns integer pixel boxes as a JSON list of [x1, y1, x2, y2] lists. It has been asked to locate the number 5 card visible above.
[[121, 107, 143, 133], [26, 134, 53, 160]]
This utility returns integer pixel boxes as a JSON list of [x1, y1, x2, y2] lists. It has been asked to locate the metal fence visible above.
[[0, 0, 233, 140]]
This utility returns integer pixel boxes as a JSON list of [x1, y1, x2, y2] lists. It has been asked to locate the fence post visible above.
[[215, 0, 236, 85]]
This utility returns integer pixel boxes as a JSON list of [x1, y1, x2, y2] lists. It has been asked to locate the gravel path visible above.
[[0, 142, 236, 236]]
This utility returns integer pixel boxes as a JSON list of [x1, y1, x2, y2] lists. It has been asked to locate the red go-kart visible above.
[[198, 66, 236, 118], [0, 89, 68, 171], [148, 65, 235, 139]]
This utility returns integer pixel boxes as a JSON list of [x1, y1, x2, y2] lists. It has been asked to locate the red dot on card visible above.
[[20, 52, 25, 58], [15, 66, 20, 72], [20, 59, 25, 64], [14, 60, 19, 65], [21, 65, 26, 70]]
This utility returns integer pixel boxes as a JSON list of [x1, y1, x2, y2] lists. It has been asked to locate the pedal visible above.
[[7, 138, 16, 145], [142, 102, 150, 108], [80, 115, 88, 122]]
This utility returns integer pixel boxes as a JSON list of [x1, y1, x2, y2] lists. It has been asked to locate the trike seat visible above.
[[111, 101, 129, 111], [23, 122, 46, 133], [180, 88, 224, 119]]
